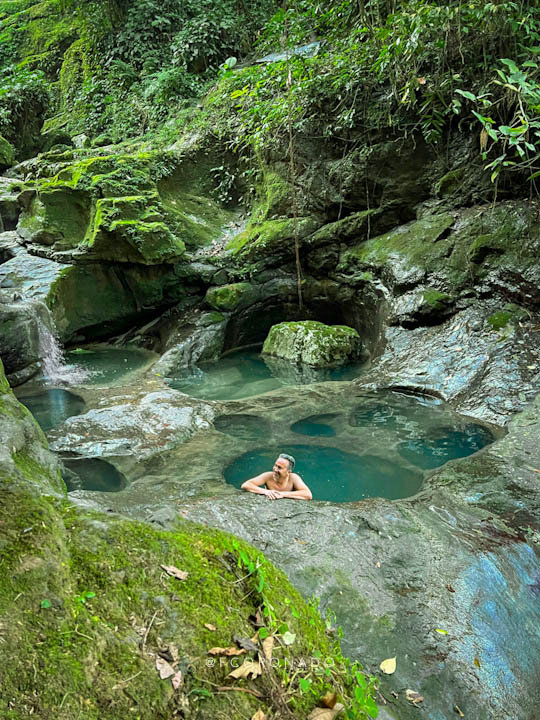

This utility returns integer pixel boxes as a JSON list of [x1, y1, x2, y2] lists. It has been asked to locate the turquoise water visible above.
[[64, 345, 155, 386], [165, 349, 367, 401], [398, 424, 496, 469], [62, 457, 127, 492], [224, 445, 423, 502], [222, 391, 496, 502], [17, 389, 85, 432]]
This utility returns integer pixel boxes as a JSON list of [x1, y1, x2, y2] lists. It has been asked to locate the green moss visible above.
[[0, 133, 15, 168], [487, 310, 512, 330], [435, 168, 465, 197], [421, 289, 454, 310], [308, 209, 380, 247], [228, 216, 319, 258], [343, 213, 454, 268], [205, 282, 253, 311], [263, 320, 362, 367]]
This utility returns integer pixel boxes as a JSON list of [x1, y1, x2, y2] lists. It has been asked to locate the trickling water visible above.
[[35, 303, 91, 385]]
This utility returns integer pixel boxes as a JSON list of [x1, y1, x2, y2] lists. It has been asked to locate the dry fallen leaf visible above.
[[391, 691, 399, 699], [160, 564, 188, 581], [321, 691, 338, 709], [228, 659, 262, 680], [204, 623, 216, 631], [156, 657, 175, 680], [307, 703, 345, 719], [260, 636, 274, 664], [446, 584, 455, 593], [171, 671, 183, 690], [379, 656, 397, 674], [454, 704, 464, 717], [208, 646, 246, 657], [405, 689, 424, 705], [376, 561, 381, 568], [474, 657, 481, 668], [251, 710, 267, 720]]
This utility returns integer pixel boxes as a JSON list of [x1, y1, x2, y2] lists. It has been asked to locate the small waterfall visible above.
[[35, 302, 91, 385]]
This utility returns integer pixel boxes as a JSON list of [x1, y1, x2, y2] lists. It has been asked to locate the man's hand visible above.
[[265, 489, 283, 500]]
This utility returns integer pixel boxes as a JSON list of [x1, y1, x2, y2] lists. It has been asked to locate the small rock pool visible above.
[[220, 391, 497, 502]]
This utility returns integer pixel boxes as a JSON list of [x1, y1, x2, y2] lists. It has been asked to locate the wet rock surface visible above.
[[47, 376, 215, 462], [171, 395, 540, 720]]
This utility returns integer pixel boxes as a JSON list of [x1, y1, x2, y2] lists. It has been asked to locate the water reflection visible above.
[[17, 389, 85, 432]]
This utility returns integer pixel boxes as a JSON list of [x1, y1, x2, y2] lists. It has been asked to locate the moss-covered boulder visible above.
[[263, 320, 362, 367], [0, 134, 15, 170], [82, 194, 185, 264], [204, 282, 255, 311], [16, 151, 236, 261]]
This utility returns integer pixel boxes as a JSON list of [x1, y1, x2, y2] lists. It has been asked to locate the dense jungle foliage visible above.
[[1, 0, 539, 182]]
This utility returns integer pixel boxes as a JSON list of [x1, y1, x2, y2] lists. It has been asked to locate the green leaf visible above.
[[258, 627, 269, 640], [500, 58, 519, 74], [455, 89, 477, 101], [299, 677, 312, 693], [40, 599, 52, 609], [365, 695, 379, 718]]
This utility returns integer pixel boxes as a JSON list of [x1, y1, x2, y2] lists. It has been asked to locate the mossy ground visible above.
[[0, 360, 374, 719]]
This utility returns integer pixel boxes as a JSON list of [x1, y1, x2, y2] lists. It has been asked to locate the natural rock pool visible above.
[[64, 345, 157, 386], [16, 388, 86, 431], [164, 348, 368, 400], [221, 391, 496, 502]]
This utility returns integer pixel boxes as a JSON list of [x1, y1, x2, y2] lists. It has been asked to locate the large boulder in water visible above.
[[262, 320, 362, 367]]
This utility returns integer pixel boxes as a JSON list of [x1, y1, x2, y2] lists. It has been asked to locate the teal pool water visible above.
[[397, 424, 495, 469], [17, 389, 85, 432], [224, 445, 423, 502], [64, 345, 155, 386], [62, 457, 127, 492], [165, 349, 367, 401]]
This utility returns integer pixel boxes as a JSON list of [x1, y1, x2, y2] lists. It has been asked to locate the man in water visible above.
[[241, 453, 312, 500]]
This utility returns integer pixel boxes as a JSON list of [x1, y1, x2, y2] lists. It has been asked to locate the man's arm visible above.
[[278, 474, 312, 501], [241, 472, 273, 496]]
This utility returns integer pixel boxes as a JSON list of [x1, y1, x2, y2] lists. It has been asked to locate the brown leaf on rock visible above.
[[474, 657, 481, 668], [321, 691, 338, 709], [446, 584, 456, 593], [204, 623, 217, 631], [251, 710, 267, 720], [405, 689, 424, 705], [228, 659, 262, 680], [454, 704, 464, 717], [208, 646, 246, 657], [160, 564, 188, 581], [156, 657, 175, 679], [307, 703, 345, 719]]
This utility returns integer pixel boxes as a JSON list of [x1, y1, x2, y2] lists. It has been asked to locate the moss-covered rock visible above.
[[228, 216, 320, 260], [262, 320, 362, 367], [204, 282, 254, 311], [82, 195, 185, 264], [47, 263, 188, 342], [0, 134, 15, 170]]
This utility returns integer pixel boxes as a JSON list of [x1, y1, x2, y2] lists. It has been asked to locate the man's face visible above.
[[273, 457, 289, 481]]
